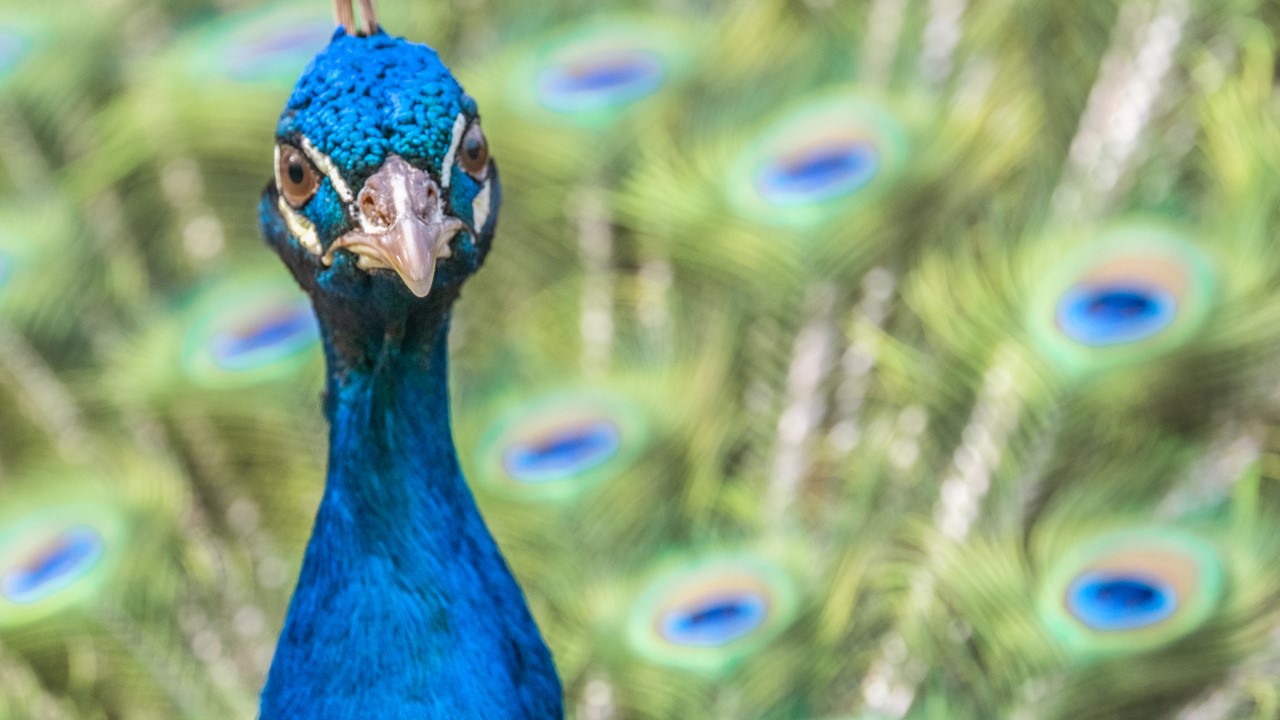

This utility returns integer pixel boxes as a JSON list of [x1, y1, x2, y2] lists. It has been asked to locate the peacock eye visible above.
[[1037, 528, 1223, 656], [625, 553, 799, 673], [459, 122, 489, 179], [277, 143, 320, 208]]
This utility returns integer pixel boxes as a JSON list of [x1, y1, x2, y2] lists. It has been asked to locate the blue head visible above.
[[260, 29, 498, 337]]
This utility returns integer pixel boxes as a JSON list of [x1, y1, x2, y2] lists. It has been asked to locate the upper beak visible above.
[[323, 155, 464, 298]]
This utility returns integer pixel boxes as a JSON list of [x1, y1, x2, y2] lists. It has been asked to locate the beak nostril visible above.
[[358, 188, 392, 228]]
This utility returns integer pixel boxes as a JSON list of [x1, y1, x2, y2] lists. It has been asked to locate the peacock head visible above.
[[260, 28, 497, 320]]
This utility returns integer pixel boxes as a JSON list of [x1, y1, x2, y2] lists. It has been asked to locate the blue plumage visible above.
[[279, 31, 471, 191], [256, 22, 560, 720]]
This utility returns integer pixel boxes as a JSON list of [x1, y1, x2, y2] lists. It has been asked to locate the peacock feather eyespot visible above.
[[0, 504, 124, 628], [537, 50, 663, 112], [208, 301, 317, 371], [1, 526, 103, 605], [1037, 528, 1223, 657], [1066, 572, 1175, 631], [727, 92, 908, 227], [474, 389, 648, 501], [1027, 223, 1214, 374], [502, 419, 620, 482], [1055, 284, 1177, 347], [186, 2, 335, 87], [754, 139, 880, 205], [515, 18, 691, 126], [658, 589, 768, 647], [626, 553, 799, 673], [181, 277, 320, 388]]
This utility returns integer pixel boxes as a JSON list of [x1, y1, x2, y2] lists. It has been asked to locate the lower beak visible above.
[[324, 155, 464, 298]]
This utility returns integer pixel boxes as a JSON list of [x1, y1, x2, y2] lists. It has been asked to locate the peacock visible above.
[[1, 0, 1280, 718], [254, 4, 561, 716]]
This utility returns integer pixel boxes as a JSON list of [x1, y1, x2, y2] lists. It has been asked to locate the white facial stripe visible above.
[[472, 180, 492, 231], [299, 137, 353, 203], [440, 113, 467, 189], [272, 144, 284, 194], [277, 196, 322, 256]]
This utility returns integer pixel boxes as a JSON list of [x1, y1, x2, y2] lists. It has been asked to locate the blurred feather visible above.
[[2, 0, 1280, 718]]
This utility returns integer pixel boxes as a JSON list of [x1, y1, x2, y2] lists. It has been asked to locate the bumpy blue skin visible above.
[[257, 28, 562, 719]]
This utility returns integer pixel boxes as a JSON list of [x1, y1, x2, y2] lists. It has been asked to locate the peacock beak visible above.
[[323, 155, 465, 298]]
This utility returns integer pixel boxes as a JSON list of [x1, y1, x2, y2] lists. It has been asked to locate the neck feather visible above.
[[259, 307, 562, 719]]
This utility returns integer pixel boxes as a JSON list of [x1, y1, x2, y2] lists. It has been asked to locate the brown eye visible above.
[[459, 123, 489, 179], [277, 144, 319, 208]]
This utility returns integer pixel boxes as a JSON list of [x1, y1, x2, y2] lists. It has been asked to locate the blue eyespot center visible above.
[[2, 526, 104, 605], [1067, 572, 1176, 631], [209, 302, 319, 372], [503, 419, 621, 483], [1055, 283, 1177, 347], [537, 51, 666, 113], [659, 592, 769, 647], [755, 140, 879, 205]]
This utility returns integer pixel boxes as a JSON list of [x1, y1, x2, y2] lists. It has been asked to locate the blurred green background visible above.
[[1, 0, 1280, 718]]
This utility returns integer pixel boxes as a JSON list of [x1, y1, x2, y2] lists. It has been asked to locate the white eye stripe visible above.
[[441, 112, 467, 190], [472, 180, 491, 231], [298, 137, 353, 203], [277, 196, 323, 256], [273, 144, 284, 193]]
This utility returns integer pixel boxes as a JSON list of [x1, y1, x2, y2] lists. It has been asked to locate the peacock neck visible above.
[[260, 308, 562, 719], [320, 312, 460, 525]]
